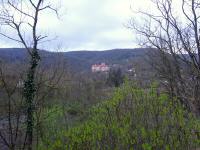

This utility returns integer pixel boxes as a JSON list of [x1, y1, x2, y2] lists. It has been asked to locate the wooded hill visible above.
[[0, 48, 153, 72]]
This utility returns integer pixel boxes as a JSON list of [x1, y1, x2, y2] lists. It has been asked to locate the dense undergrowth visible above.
[[38, 82, 200, 150]]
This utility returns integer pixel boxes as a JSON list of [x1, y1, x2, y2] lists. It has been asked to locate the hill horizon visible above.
[[0, 47, 153, 72]]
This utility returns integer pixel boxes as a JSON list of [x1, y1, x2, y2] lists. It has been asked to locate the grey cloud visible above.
[[0, 0, 136, 51]]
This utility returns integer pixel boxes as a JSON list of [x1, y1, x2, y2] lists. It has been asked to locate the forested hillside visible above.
[[0, 48, 152, 72]]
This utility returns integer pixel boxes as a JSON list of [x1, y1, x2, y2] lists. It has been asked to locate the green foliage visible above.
[[39, 82, 200, 150], [66, 102, 84, 116]]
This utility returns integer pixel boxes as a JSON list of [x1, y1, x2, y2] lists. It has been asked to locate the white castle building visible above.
[[91, 63, 110, 72]]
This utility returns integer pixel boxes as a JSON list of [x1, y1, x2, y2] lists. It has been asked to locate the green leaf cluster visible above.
[[39, 82, 200, 150]]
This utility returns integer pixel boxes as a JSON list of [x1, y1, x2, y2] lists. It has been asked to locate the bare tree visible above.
[[129, 0, 200, 115], [0, 63, 26, 150], [0, 56, 66, 149], [0, 0, 59, 149]]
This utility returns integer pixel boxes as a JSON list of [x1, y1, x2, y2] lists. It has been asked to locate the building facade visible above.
[[91, 63, 110, 72]]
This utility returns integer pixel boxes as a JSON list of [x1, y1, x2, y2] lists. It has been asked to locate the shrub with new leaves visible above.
[[40, 82, 200, 150]]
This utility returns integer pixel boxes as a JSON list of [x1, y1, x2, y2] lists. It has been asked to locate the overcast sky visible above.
[[0, 0, 152, 51]]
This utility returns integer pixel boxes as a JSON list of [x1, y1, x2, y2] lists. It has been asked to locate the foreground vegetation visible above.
[[0, 0, 200, 149], [38, 82, 200, 150]]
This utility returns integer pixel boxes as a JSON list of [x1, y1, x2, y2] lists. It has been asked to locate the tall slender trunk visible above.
[[24, 49, 40, 150]]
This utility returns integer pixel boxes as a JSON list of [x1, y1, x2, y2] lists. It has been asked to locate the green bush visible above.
[[39, 82, 200, 150]]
